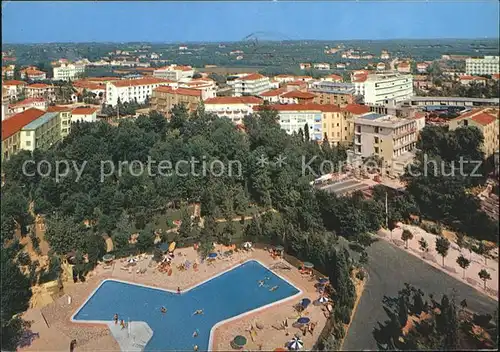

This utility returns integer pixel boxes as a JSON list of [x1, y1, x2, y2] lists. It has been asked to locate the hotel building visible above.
[[465, 56, 499, 76], [53, 61, 86, 81], [153, 65, 194, 81], [227, 73, 271, 97], [203, 96, 263, 125], [354, 73, 413, 106], [151, 86, 203, 116], [105, 78, 176, 107]]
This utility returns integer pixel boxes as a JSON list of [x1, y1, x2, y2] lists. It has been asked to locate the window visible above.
[[374, 147, 379, 154], [26, 141, 31, 147], [374, 137, 379, 143], [344, 127, 347, 131], [25, 131, 31, 136]]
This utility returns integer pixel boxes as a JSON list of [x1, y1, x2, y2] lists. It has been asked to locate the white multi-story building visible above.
[[2, 80, 27, 101], [313, 63, 331, 71], [8, 98, 48, 115], [53, 62, 86, 81], [21, 67, 47, 81], [227, 73, 271, 97], [178, 78, 217, 99], [465, 56, 499, 75], [257, 104, 324, 141], [71, 107, 98, 123], [105, 77, 176, 107], [353, 112, 418, 175], [25, 83, 56, 100], [203, 96, 263, 125], [355, 73, 413, 106], [2, 87, 10, 120], [153, 65, 194, 81]]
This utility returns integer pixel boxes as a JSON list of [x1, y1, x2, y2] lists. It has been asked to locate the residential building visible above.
[[279, 90, 316, 105], [397, 62, 411, 73], [21, 67, 47, 80], [227, 73, 271, 97], [376, 63, 387, 71], [259, 88, 287, 104], [353, 112, 418, 175], [299, 63, 312, 70], [284, 80, 308, 92], [19, 112, 61, 152], [322, 105, 353, 145], [105, 77, 176, 106], [203, 96, 263, 125], [465, 56, 500, 75], [355, 73, 413, 106], [273, 75, 297, 84], [1, 108, 47, 161], [8, 98, 47, 115], [71, 107, 98, 123], [320, 74, 343, 82], [2, 65, 15, 78], [73, 80, 106, 100], [153, 65, 194, 81], [47, 105, 72, 137], [178, 78, 216, 99], [151, 86, 203, 116], [354, 112, 417, 174], [313, 63, 331, 71], [492, 73, 500, 81], [459, 75, 487, 86], [336, 63, 347, 70], [2, 80, 27, 101], [416, 63, 429, 73], [25, 83, 56, 100], [2, 87, 9, 120], [380, 51, 391, 60], [256, 104, 324, 141], [448, 108, 499, 158], [52, 61, 86, 81], [310, 81, 355, 107]]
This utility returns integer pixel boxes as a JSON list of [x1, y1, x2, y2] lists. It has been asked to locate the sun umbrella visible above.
[[297, 317, 310, 325], [274, 245, 284, 251], [303, 262, 314, 269], [288, 337, 304, 350], [318, 296, 329, 304], [168, 242, 176, 252], [233, 335, 247, 347], [300, 298, 311, 307], [102, 254, 114, 262], [318, 277, 329, 285], [208, 252, 218, 258], [159, 242, 170, 252], [243, 242, 252, 249]]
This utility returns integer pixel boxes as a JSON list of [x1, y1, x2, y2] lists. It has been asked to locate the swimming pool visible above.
[[71, 260, 301, 351]]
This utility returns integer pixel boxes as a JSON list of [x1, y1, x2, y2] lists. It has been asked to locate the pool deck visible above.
[[19, 247, 327, 351]]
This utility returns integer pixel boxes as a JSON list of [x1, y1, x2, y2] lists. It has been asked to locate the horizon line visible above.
[[3, 37, 500, 46]]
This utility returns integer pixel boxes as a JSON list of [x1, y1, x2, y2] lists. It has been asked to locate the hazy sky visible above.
[[2, 1, 499, 43]]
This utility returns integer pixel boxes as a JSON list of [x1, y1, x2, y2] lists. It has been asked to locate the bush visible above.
[[473, 313, 492, 328], [335, 306, 352, 325], [17, 252, 31, 266], [332, 322, 346, 339], [153, 248, 163, 262], [421, 222, 442, 235]]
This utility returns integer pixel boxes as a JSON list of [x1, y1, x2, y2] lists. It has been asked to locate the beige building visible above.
[[47, 105, 73, 137], [19, 112, 61, 152], [151, 86, 203, 117], [448, 108, 499, 158], [354, 112, 418, 175], [321, 105, 352, 145], [2, 108, 46, 161]]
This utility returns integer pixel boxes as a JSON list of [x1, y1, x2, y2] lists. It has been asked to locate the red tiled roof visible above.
[[47, 105, 73, 112], [23, 68, 45, 75], [73, 81, 105, 90], [85, 77, 119, 82], [256, 103, 341, 112], [260, 88, 287, 97], [398, 62, 410, 68], [460, 75, 486, 81], [343, 103, 370, 115], [493, 73, 500, 80], [110, 78, 174, 87], [28, 83, 52, 89], [154, 86, 202, 97], [72, 107, 98, 115], [471, 112, 497, 126], [239, 73, 267, 81], [9, 97, 46, 108], [204, 96, 263, 105], [286, 80, 308, 87], [325, 74, 343, 81], [3, 80, 26, 86], [2, 108, 46, 141], [281, 91, 316, 99]]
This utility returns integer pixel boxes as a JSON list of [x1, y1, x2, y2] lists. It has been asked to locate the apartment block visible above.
[[53, 61, 86, 81], [227, 73, 271, 97], [465, 56, 500, 76], [153, 65, 194, 81], [8, 98, 48, 115], [355, 73, 413, 106], [151, 86, 203, 116], [448, 108, 499, 159], [310, 81, 355, 107], [2, 80, 27, 101], [47, 105, 73, 137], [25, 83, 56, 100], [353, 112, 418, 174], [71, 107, 98, 123], [105, 78, 176, 107], [19, 112, 61, 152], [204, 96, 262, 125]]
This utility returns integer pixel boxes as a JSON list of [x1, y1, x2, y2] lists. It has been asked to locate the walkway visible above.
[[378, 224, 498, 300]]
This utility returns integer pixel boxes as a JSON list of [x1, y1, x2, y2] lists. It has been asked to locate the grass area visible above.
[[151, 206, 196, 231]]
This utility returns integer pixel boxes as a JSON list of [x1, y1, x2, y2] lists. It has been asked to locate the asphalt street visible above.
[[342, 239, 498, 350]]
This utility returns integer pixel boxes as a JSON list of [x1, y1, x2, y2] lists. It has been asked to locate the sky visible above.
[[2, 1, 499, 43]]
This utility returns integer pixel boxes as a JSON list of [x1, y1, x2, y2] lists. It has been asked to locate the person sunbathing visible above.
[[193, 309, 204, 316], [258, 280, 265, 287], [160, 307, 167, 313], [269, 285, 279, 292]]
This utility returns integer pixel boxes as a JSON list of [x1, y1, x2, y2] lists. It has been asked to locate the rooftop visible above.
[[239, 73, 267, 81], [3, 80, 26, 86], [344, 103, 371, 115], [28, 83, 52, 89], [355, 112, 415, 128], [47, 105, 73, 112], [110, 78, 174, 87], [154, 86, 202, 97], [281, 91, 316, 99], [471, 112, 498, 126], [23, 112, 59, 130], [204, 96, 263, 105], [259, 88, 287, 97], [9, 97, 46, 108], [2, 108, 46, 140], [256, 103, 341, 113], [72, 107, 98, 115]]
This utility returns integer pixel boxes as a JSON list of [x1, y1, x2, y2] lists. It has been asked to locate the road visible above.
[[342, 238, 498, 350]]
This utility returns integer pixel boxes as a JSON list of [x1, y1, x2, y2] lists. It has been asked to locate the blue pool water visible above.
[[72, 260, 300, 351]]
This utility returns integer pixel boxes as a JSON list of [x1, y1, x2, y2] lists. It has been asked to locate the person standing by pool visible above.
[[120, 320, 125, 329], [114, 314, 118, 324], [192, 329, 198, 337], [161, 306, 167, 313], [177, 287, 181, 294]]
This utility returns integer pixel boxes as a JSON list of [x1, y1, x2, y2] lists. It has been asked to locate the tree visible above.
[[401, 229, 413, 249], [303, 123, 310, 142], [476, 241, 489, 265], [435, 236, 450, 267], [359, 251, 369, 266], [478, 269, 491, 291], [456, 254, 471, 279], [418, 237, 428, 255], [398, 295, 408, 327]]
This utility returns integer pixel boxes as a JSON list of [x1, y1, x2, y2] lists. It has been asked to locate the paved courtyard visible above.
[[343, 239, 498, 351]]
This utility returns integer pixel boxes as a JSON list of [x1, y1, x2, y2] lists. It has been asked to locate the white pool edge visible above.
[[70, 259, 303, 351]]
